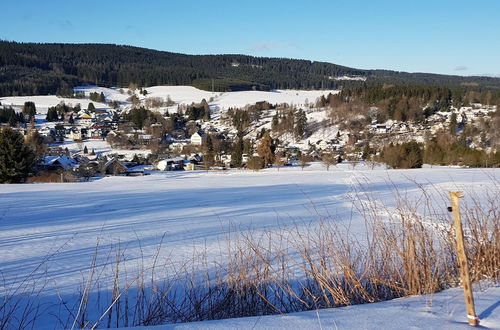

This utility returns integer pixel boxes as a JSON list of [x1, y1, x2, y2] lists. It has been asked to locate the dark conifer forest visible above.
[[1, 41, 500, 96]]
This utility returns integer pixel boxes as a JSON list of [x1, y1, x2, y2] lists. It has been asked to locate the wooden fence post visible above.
[[449, 191, 478, 326]]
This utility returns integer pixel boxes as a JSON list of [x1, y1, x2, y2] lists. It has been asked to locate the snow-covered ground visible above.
[[1, 165, 497, 302], [211, 89, 337, 110], [144, 86, 218, 105], [2, 165, 497, 287], [1, 86, 335, 114], [61, 139, 151, 158], [0, 95, 110, 114]]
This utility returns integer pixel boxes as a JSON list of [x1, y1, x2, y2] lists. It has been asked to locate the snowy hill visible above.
[[0, 94, 110, 114]]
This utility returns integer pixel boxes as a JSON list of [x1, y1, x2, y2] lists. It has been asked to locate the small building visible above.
[[76, 113, 93, 127], [68, 128, 83, 140], [190, 131, 204, 145], [375, 125, 389, 134], [184, 163, 195, 171], [41, 156, 79, 171], [138, 134, 152, 144], [104, 158, 128, 175], [157, 157, 185, 171]]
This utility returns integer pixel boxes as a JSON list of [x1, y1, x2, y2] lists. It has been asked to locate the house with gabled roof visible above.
[[190, 131, 204, 145], [104, 157, 128, 175]]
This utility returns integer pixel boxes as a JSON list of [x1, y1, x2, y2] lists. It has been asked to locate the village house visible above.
[[41, 155, 79, 171], [375, 124, 390, 134], [104, 158, 128, 175], [68, 127, 83, 140], [75, 113, 93, 127], [190, 131, 204, 145], [157, 157, 185, 171]]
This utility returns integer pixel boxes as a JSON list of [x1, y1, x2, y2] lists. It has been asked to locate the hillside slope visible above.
[[2, 41, 500, 96]]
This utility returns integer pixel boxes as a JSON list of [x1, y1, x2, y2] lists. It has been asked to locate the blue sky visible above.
[[2, 0, 499, 76]]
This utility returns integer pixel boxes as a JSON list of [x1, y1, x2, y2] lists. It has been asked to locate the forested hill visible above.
[[1, 41, 500, 96]]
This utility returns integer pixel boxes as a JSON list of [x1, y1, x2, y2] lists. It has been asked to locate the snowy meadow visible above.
[[0, 164, 498, 328]]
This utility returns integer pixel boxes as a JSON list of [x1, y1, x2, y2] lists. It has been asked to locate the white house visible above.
[[76, 113, 93, 127], [190, 131, 204, 145], [157, 157, 185, 171], [69, 129, 82, 140]]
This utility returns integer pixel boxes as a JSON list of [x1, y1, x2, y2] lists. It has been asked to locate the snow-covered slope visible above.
[[144, 85, 218, 104], [74, 85, 131, 103], [211, 89, 337, 110], [0, 95, 110, 113], [2, 85, 334, 111]]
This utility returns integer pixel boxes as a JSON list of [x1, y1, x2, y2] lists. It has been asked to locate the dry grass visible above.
[[26, 171, 78, 183]]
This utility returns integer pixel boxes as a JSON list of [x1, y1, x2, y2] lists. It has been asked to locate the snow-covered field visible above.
[[0, 95, 110, 113], [211, 89, 336, 110], [0, 165, 498, 328], [61, 139, 152, 158], [0, 86, 335, 114]]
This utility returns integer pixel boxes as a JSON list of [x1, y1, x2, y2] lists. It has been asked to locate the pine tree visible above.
[[231, 136, 244, 168], [0, 127, 36, 183], [22, 101, 36, 120], [25, 130, 46, 161], [201, 99, 211, 121], [294, 109, 307, 141], [203, 134, 215, 169], [83, 145, 88, 154], [46, 107, 60, 121]]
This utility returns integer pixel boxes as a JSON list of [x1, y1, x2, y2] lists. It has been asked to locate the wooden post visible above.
[[449, 191, 478, 326]]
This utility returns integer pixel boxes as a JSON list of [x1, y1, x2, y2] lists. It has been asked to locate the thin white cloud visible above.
[[249, 42, 296, 53], [454, 65, 468, 71]]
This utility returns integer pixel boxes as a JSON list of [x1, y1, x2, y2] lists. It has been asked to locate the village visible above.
[[0, 85, 497, 182]]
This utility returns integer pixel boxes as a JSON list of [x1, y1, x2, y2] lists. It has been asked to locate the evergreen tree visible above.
[[83, 145, 88, 154], [22, 101, 36, 119], [25, 130, 46, 161], [0, 127, 36, 183], [88, 102, 95, 111], [0, 107, 24, 125], [294, 109, 307, 141], [201, 99, 211, 121], [380, 142, 423, 169], [231, 136, 244, 168], [203, 134, 215, 169], [46, 107, 59, 121]]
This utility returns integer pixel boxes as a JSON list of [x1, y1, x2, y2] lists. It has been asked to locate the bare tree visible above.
[[321, 152, 337, 171]]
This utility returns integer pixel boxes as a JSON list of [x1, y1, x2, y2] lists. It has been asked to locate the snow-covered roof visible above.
[[42, 156, 78, 170]]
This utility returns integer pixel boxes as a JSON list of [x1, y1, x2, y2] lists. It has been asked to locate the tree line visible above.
[[325, 84, 500, 123], [2, 41, 500, 96]]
